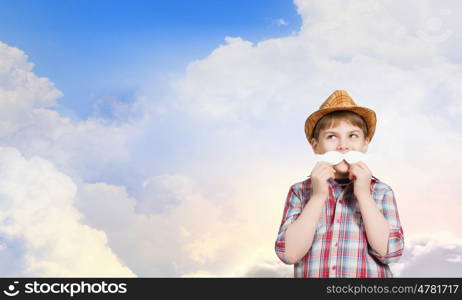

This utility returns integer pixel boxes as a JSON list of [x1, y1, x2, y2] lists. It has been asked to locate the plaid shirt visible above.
[[275, 176, 404, 278]]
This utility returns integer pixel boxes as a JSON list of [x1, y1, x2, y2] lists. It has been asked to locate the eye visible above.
[[326, 134, 336, 139], [350, 134, 359, 138]]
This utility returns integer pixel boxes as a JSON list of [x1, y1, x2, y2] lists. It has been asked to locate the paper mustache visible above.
[[315, 151, 368, 165]]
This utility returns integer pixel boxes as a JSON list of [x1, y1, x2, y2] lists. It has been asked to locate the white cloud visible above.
[[0, 41, 139, 186], [393, 231, 462, 277], [0, 42, 62, 136], [0, 147, 135, 276], [74, 174, 276, 277], [238, 232, 462, 278], [242, 259, 293, 278], [274, 18, 288, 27]]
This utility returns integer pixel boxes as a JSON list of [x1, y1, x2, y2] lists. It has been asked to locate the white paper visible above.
[[315, 151, 368, 164]]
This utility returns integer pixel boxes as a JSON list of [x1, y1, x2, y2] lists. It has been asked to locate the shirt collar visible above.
[[306, 175, 379, 183], [326, 175, 379, 187]]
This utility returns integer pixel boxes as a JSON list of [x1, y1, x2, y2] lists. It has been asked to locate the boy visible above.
[[275, 90, 404, 278]]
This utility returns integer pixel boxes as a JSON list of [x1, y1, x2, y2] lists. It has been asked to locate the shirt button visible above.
[[334, 243, 338, 247], [339, 200, 344, 204], [332, 266, 337, 270]]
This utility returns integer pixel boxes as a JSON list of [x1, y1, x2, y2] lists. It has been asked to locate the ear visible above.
[[310, 138, 319, 154], [363, 138, 369, 152]]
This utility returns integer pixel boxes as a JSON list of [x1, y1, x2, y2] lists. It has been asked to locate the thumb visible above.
[[348, 170, 353, 180]]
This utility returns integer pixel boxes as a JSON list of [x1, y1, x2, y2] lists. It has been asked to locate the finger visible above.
[[318, 165, 337, 175], [331, 170, 337, 179], [349, 165, 363, 177], [360, 162, 372, 173], [316, 161, 332, 167], [348, 167, 356, 180], [349, 162, 361, 168], [350, 164, 364, 173], [320, 169, 336, 180], [355, 161, 366, 169], [348, 172, 356, 180], [322, 163, 336, 170], [312, 162, 331, 173], [319, 169, 334, 179], [328, 169, 336, 179], [348, 164, 357, 173], [351, 162, 370, 175], [358, 161, 372, 171], [327, 165, 336, 173], [311, 165, 333, 176]]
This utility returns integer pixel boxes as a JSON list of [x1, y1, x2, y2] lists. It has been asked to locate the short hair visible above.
[[311, 110, 368, 142]]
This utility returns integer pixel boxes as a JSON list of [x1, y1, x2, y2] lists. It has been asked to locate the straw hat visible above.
[[304, 90, 376, 143]]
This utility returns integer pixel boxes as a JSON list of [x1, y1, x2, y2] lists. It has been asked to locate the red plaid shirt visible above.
[[275, 176, 404, 278]]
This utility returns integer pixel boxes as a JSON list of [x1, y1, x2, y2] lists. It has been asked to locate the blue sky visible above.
[[0, 0, 301, 119]]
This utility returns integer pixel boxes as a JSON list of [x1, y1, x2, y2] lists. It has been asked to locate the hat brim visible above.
[[305, 106, 376, 143]]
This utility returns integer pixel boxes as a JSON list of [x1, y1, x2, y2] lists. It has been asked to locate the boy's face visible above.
[[310, 120, 369, 178]]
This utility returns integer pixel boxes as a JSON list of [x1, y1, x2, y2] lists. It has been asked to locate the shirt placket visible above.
[[328, 183, 349, 278]]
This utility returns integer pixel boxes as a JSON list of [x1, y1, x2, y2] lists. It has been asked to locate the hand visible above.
[[348, 161, 372, 198], [310, 161, 336, 198]]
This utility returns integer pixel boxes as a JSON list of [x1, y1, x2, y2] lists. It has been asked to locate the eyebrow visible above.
[[323, 130, 361, 135]]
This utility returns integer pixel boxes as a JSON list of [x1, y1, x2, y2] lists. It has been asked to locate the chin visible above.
[[334, 161, 350, 174]]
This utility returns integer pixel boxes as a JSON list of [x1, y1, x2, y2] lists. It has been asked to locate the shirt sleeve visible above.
[[368, 186, 404, 265], [275, 185, 303, 265]]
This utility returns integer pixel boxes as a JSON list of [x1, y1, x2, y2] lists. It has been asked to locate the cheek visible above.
[[319, 140, 335, 149], [351, 140, 366, 148]]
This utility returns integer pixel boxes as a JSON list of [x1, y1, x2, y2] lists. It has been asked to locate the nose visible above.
[[336, 138, 350, 153]]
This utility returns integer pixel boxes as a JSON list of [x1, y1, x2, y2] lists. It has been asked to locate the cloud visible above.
[[0, 41, 138, 279], [267, 18, 288, 27], [0, 42, 62, 136], [276, 18, 288, 26], [0, 147, 135, 276], [239, 232, 462, 278], [393, 231, 462, 277], [243, 259, 293, 278], [0, 41, 140, 188], [73, 173, 292, 277]]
